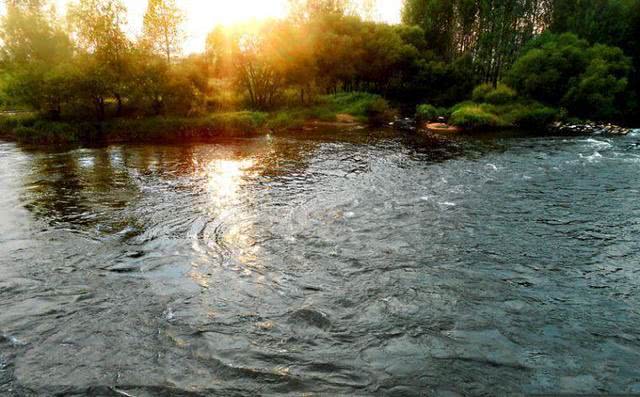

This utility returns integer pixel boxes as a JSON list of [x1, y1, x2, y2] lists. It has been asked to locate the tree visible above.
[[549, 0, 640, 118], [0, 0, 74, 118], [67, 0, 129, 59], [507, 33, 589, 104], [563, 44, 632, 119], [68, 0, 131, 117], [4, 62, 77, 118], [402, 0, 553, 82], [507, 32, 632, 119], [142, 0, 185, 63], [207, 22, 288, 109], [0, 0, 72, 65]]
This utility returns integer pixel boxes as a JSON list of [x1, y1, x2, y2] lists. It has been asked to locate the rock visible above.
[[393, 117, 416, 132], [547, 121, 630, 136]]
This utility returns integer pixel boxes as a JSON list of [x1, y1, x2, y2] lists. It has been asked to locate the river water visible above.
[[1, 128, 640, 396]]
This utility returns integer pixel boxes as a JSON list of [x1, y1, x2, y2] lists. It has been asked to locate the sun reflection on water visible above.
[[189, 156, 264, 290], [206, 158, 256, 204]]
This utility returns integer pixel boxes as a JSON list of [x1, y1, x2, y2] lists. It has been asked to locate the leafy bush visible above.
[[485, 84, 517, 105], [450, 100, 558, 130], [416, 104, 450, 122], [472, 83, 516, 105], [450, 104, 503, 129], [13, 126, 37, 142], [265, 111, 305, 130], [0, 113, 37, 134], [508, 104, 558, 128], [472, 83, 494, 102], [209, 111, 267, 131], [328, 92, 383, 118], [11, 120, 96, 144], [365, 98, 396, 126]]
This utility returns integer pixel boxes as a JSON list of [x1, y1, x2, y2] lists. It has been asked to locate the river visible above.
[[1, 128, 640, 396]]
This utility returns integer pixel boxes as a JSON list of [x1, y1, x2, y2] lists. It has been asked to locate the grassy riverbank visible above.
[[0, 93, 394, 145]]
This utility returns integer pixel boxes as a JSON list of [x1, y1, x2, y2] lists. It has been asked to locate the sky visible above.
[[49, 0, 404, 54]]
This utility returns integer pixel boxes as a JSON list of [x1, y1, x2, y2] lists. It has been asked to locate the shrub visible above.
[[0, 113, 38, 133], [450, 104, 503, 129], [472, 83, 494, 102], [13, 126, 37, 142], [209, 111, 267, 131], [416, 104, 450, 122], [265, 111, 305, 130], [365, 98, 396, 126], [472, 83, 516, 105], [12, 121, 86, 144], [508, 104, 558, 128], [485, 84, 517, 105]]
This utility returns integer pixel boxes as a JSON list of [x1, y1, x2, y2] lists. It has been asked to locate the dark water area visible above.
[[1, 128, 640, 396]]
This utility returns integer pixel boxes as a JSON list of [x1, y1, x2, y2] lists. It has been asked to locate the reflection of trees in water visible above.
[[19, 134, 395, 236], [22, 148, 140, 232], [24, 151, 89, 228]]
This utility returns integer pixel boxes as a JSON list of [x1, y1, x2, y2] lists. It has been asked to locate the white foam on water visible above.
[[582, 138, 612, 149], [579, 151, 603, 163], [2, 334, 26, 346], [163, 308, 176, 322]]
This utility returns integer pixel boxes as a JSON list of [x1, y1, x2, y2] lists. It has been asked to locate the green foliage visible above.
[[473, 83, 517, 105], [0, 1, 72, 65], [563, 45, 632, 120], [508, 32, 632, 120], [209, 111, 268, 131], [328, 92, 382, 119], [402, 0, 551, 82], [0, 113, 37, 136], [1, 0, 639, 140], [486, 85, 517, 105], [265, 111, 306, 130], [507, 103, 558, 128], [507, 33, 590, 105], [471, 83, 494, 102], [142, 0, 185, 63], [450, 104, 503, 129], [450, 100, 558, 130], [265, 92, 394, 128], [365, 97, 395, 126], [11, 120, 99, 144], [416, 104, 450, 122], [394, 54, 477, 105]]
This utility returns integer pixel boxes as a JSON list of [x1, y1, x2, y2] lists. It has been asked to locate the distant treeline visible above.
[[1, 0, 638, 123]]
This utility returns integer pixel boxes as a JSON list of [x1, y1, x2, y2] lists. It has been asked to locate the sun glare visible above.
[[206, 158, 255, 204], [51, 0, 402, 53]]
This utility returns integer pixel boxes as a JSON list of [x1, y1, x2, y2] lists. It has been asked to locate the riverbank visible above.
[[0, 93, 394, 145]]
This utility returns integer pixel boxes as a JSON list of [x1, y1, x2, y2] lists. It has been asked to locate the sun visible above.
[[179, 0, 289, 52]]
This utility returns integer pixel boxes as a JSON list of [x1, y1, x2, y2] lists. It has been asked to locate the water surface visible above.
[[1, 129, 640, 396]]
